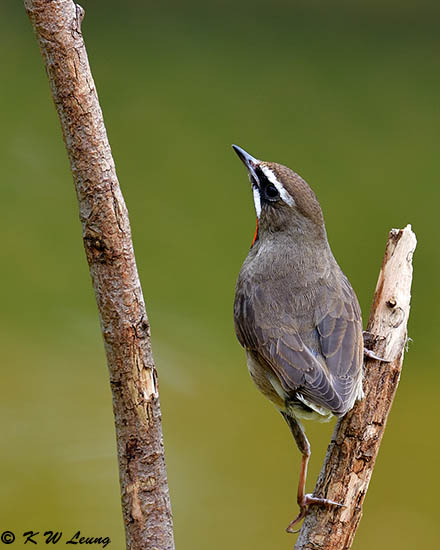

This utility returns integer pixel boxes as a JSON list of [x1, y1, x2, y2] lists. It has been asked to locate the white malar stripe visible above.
[[260, 165, 296, 207], [252, 186, 261, 218]]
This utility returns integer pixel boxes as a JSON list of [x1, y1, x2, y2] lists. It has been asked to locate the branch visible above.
[[24, 2, 175, 549], [295, 225, 416, 550]]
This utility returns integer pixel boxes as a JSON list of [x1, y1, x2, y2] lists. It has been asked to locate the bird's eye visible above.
[[264, 184, 279, 200]]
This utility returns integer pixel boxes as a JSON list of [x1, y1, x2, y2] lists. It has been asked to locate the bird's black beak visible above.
[[232, 144, 260, 187], [232, 144, 259, 170], [232, 145, 263, 219]]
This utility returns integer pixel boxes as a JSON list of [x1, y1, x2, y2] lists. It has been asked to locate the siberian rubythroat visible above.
[[232, 145, 364, 531]]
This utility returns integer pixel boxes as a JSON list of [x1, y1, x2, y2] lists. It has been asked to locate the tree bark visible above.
[[24, 2, 175, 549], [295, 225, 416, 550]]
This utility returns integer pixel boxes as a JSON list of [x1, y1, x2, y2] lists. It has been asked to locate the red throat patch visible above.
[[251, 218, 259, 247]]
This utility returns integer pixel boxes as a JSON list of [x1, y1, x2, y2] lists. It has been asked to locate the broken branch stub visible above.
[[295, 225, 416, 550]]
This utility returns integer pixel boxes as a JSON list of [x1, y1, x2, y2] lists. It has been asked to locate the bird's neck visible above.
[[248, 228, 335, 285]]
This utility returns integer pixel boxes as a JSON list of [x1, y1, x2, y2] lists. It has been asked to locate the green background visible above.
[[1, 1, 439, 548]]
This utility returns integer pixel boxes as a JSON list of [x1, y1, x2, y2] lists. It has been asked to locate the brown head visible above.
[[232, 145, 326, 243]]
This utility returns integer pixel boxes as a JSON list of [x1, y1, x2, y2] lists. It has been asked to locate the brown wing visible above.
[[234, 275, 363, 416], [315, 276, 364, 414], [264, 326, 347, 414]]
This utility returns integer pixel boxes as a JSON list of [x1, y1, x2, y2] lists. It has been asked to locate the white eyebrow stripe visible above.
[[252, 186, 261, 218], [260, 165, 295, 207]]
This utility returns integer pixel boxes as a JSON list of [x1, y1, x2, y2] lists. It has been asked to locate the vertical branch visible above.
[[295, 225, 416, 550], [24, 2, 175, 549]]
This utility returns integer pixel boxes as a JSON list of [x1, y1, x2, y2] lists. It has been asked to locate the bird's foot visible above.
[[363, 347, 390, 363], [362, 331, 390, 362], [286, 494, 343, 534]]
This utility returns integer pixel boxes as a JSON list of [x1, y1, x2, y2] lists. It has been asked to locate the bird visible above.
[[232, 144, 364, 532]]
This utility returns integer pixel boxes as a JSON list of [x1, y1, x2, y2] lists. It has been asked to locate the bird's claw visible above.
[[286, 494, 344, 534], [362, 332, 390, 362], [363, 347, 390, 363]]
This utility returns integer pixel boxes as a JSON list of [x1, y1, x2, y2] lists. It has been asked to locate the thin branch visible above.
[[24, 2, 175, 549], [295, 225, 417, 550]]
